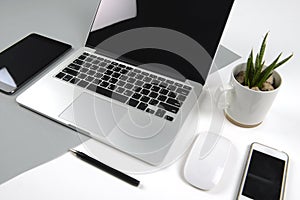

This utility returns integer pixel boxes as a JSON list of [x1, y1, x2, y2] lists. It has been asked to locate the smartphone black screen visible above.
[[242, 150, 285, 200], [0, 33, 71, 94]]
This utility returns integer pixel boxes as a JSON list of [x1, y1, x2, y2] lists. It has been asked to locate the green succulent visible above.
[[244, 32, 293, 89]]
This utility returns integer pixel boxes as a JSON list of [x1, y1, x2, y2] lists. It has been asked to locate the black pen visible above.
[[69, 149, 140, 187]]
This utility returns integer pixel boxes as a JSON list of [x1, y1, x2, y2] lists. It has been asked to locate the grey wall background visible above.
[[0, 0, 101, 185]]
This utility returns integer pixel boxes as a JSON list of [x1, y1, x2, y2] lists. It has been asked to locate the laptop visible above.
[[17, 0, 235, 165]]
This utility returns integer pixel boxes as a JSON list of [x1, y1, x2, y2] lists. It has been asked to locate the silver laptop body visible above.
[[16, 0, 234, 165]]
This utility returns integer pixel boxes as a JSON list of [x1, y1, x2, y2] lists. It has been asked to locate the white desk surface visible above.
[[1, 0, 300, 199]]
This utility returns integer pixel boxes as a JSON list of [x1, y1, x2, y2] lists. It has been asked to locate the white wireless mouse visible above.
[[184, 132, 232, 190]]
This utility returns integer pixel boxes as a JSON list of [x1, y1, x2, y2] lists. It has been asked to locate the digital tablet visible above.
[[0, 33, 71, 94]]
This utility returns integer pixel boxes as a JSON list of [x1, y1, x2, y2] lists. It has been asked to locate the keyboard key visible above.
[[124, 83, 134, 90], [151, 80, 160, 85], [101, 75, 110, 81], [83, 52, 89, 56], [116, 80, 126, 87], [135, 80, 144, 86], [90, 65, 99, 70], [133, 68, 141, 73], [166, 80, 174, 84], [63, 68, 79, 76], [99, 62, 106, 67], [87, 70, 96, 76], [73, 59, 84, 65], [124, 90, 133, 97], [134, 87, 142, 93], [126, 66, 133, 70], [149, 99, 159, 106], [149, 92, 158, 98], [107, 84, 116, 91], [168, 92, 177, 98], [104, 70, 113, 75], [127, 77, 136, 84], [157, 77, 165, 82], [80, 67, 88, 73], [62, 75, 73, 82], [164, 115, 174, 121], [92, 60, 100, 65], [128, 98, 139, 107], [127, 72, 136, 77], [93, 86, 128, 103], [78, 55, 86, 60], [83, 62, 92, 68], [167, 85, 176, 91], [78, 73, 87, 79], [175, 82, 183, 87], [183, 85, 192, 90], [100, 81, 109, 88], [85, 76, 94, 82], [140, 96, 150, 103], [98, 67, 106, 73], [177, 94, 186, 102], [143, 77, 152, 82], [151, 85, 160, 92], [111, 61, 118, 66], [120, 75, 128, 81], [166, 98, 181, 107], [149, 74, 157, 79], [77, 80, 89, 88], [70, 78, 80, 84], [106, 65, 114, 70], [141, 89, 150, 95], [86, 84, 97, 92], [146, 108, 155, 114], [137, 102, 148, 111], [90, 55, 97, 59], [92, 79, 101, 85], [158, 102, 179, 114], [157, 95, 167, 102], [115, 87, 125, 94], [132, 93, 142, 100], [141, 71, 149, 76], [109, 78, 118, 84], [143, 83, 152, 89], [113, 67, 121, 72], [159, 88, 168, 95], [85, 57, 93, 62], [176, 88, 189, 96], [120, 69, 129, 74], [112, 72, 121, 78], [68, 63, 81, 71], [135, 74, 144, 80], [159, 82, 168, 88], [55, 72, 65, 79], [155, 109, 166, 118], [118, 64, 126, 68], [94, 73, 103, 79]]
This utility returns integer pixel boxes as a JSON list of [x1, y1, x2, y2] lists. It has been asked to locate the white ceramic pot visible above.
[[215, 63, 282, 128]]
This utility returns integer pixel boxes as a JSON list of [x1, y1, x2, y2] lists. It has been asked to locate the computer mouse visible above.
[[184, 132, 232, 190]]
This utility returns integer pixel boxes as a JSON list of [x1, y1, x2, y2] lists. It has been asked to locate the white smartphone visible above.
[[237, 143, 289, 200]]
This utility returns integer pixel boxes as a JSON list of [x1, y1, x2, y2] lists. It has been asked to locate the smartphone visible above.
[[237, 143, 289, 200]]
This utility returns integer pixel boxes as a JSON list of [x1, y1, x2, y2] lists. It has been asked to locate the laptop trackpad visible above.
[[59, 92, 126, 138], [59, 92, 162, 140]]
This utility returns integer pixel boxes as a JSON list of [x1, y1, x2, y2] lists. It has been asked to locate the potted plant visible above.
[[235, 32, 293, 92], [216, 33, 293, 127]]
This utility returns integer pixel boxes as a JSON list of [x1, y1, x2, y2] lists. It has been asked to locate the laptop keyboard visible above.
[[54, 52, 192, 122]]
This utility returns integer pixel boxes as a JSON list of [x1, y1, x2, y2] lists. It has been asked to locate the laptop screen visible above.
[[86, 0, 235, 85]]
